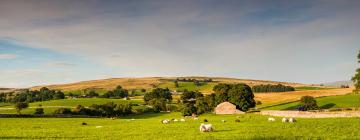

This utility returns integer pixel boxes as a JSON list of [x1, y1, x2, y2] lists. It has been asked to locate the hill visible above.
[[30, 76, 306, 93], [321, 80, 354, 87]]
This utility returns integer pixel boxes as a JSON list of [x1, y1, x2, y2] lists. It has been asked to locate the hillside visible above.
[[30, 76, 306, 93]]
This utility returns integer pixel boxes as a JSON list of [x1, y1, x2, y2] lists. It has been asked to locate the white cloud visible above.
[[0, 54, 18, 59]]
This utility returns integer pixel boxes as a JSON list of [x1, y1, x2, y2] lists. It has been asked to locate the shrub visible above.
[[53, 108, 72, 115], [34, 105, 44, 115], [182, 103, 197, 116], [15, 102, 29, 115], [256, 101, 262, 105], [298, 96, 318, 111]]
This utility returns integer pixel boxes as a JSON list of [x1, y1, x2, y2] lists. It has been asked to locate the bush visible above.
[[256, 101, 262, 105], [15, 102, 29, 115], [298, 96, 318, 111], [34, 105, 44, 115], [53, 108, 72, 115], [182, 104, 197, 116]]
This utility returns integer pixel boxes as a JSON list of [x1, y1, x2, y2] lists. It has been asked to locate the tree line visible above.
[[252, 84, 295, 93], [0, 87, 65, 103]]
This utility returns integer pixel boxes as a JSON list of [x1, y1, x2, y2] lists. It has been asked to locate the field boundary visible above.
[[260, 110, 360, 118], [0, 114, 101, 118]]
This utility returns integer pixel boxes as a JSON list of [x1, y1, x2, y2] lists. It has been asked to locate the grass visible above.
[[158, 81, 217, 93], [295, 86, 334, 91], [260, 94, 360, 110], [0, 112, 359, 139]]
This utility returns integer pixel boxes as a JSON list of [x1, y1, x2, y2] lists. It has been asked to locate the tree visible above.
[[227, 84, 256, 111], [149, 98, 167, 113], [352, 50, 360, 94], [195, 97, 210, 114], [180, 90, 203, 103], [174, 80, 179, 88], [15, 102, 29, 115], [143, 88, 172, 103], [34, 105, 44, 115], [182, 103, 197, 116], [298, 96, 318, 111]]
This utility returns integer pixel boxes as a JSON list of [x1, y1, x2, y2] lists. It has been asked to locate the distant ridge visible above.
[[321, 80, 354, 87]]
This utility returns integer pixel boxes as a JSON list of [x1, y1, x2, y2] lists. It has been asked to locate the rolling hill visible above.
[[30, 76, 306, 93]]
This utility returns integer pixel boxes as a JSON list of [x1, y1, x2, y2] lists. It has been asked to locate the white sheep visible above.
[[199, 123, 214, 132], [268, 117, 276, 122], [162, 119, 170, 124], [282, 118, 289, 123], [289, 118, 296, 123], [180, 119, 186, 122], [194, 117, 199, 120], [173, 119, 179, 122]]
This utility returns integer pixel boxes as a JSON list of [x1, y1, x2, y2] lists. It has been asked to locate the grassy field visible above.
[[0, 112, 359, 139], [260, 94, 360, 110], [295, 86, 334, 91], [0, 98, 144, 114], [158, 81, 218, 93]]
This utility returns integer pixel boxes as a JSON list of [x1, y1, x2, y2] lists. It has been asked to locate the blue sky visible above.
[[0, 0, 359, 88]]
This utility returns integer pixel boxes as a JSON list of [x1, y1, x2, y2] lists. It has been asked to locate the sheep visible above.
[[95, 126, 103, 128], [235, 119, 240, 123], [282, 118, 289, 123], [199, 123, 214, 132], [221, 120, 226, 123], [203, 119, 208, 122], [162, 119, 170, 124], [173, 119, 179, 122], [180, 119, 186, 122], [268, 117, 276, 122], [82, 122, 87, 125], [289, 118, 296, 123], [194, 117, 199, 120]]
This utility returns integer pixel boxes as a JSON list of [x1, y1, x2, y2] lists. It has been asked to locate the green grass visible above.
[[0, 98, 144, 114], [63, 89, 109, 95], [295, 86, 334, 91], [0, 112, 359, 139], [158, 81, 217, 93], [261, 94, 360, 110]]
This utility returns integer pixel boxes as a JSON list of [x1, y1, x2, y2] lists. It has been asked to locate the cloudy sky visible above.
[[0, 0, 359, 88]]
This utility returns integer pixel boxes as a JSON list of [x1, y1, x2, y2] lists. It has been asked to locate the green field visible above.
[[0, 112, 359, 139], [295, 86, 334, 91], [0, 98, 144, 114], [261, 94, 360, 110]]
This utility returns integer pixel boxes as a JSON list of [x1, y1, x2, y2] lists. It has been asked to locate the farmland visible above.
[[0, 112, 360, 139], [260, 94, 360, 110]]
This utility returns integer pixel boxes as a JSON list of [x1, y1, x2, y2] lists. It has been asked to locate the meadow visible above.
[[0, 112, 359, 139], [260, 94, 360, 110]]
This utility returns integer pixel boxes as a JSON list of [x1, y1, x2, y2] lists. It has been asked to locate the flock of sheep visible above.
[[161, 116, 297, 132]]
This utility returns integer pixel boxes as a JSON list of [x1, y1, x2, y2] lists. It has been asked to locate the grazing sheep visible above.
[[235, 119, 240, 123], [194, 117, 199, 120], [203, 119, 208, 122], [82, 122, 87, 125], [221, 120, 226, 123], [289, 118, 296, 123], [282, 118, 289, 123], [173, 119, 179, 122], [180, 119, 186, 122], [162, 119, 170, 124], [95, 126, 103, 128], [268, 117, 276, 122], [199, 123, 214, 132], [131, 119, 135, 121]]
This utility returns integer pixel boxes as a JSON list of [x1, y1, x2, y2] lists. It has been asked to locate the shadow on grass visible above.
[[259, 100, 299, 110], [282, 105, 299, 110], [319, 103, 336, 109]]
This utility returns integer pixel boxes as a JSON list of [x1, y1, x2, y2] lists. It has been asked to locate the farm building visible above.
[[215, 102, 245, 115]]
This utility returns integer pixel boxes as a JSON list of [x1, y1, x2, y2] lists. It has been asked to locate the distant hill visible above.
[[30, 76, 306, 93], [321, 80, 354, 88]]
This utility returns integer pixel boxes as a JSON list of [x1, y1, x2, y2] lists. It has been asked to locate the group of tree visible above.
[[175, 78, 213, 87], [101, 86, 129, 99], [53, 102, 132, 117], [340, 85, 350, 88], [0, 87, 65, 103], [180, 83, 256, 116], [352, 50, 360, 94], [143, 88, 172, 112], [298, 96, 318, 111], [252, 84, 295, 93]]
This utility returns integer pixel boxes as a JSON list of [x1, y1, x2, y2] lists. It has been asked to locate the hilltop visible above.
[[30, 76, 306, 93]]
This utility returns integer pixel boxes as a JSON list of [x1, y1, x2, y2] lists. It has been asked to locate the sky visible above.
[[0, 0, 359, 88]]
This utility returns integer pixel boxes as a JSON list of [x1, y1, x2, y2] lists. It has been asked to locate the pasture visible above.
[[0, 113, 359, 139], [260, 94, 360, 110]]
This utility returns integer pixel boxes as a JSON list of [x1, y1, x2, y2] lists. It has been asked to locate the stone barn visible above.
[[215, 102, 245, 115]]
